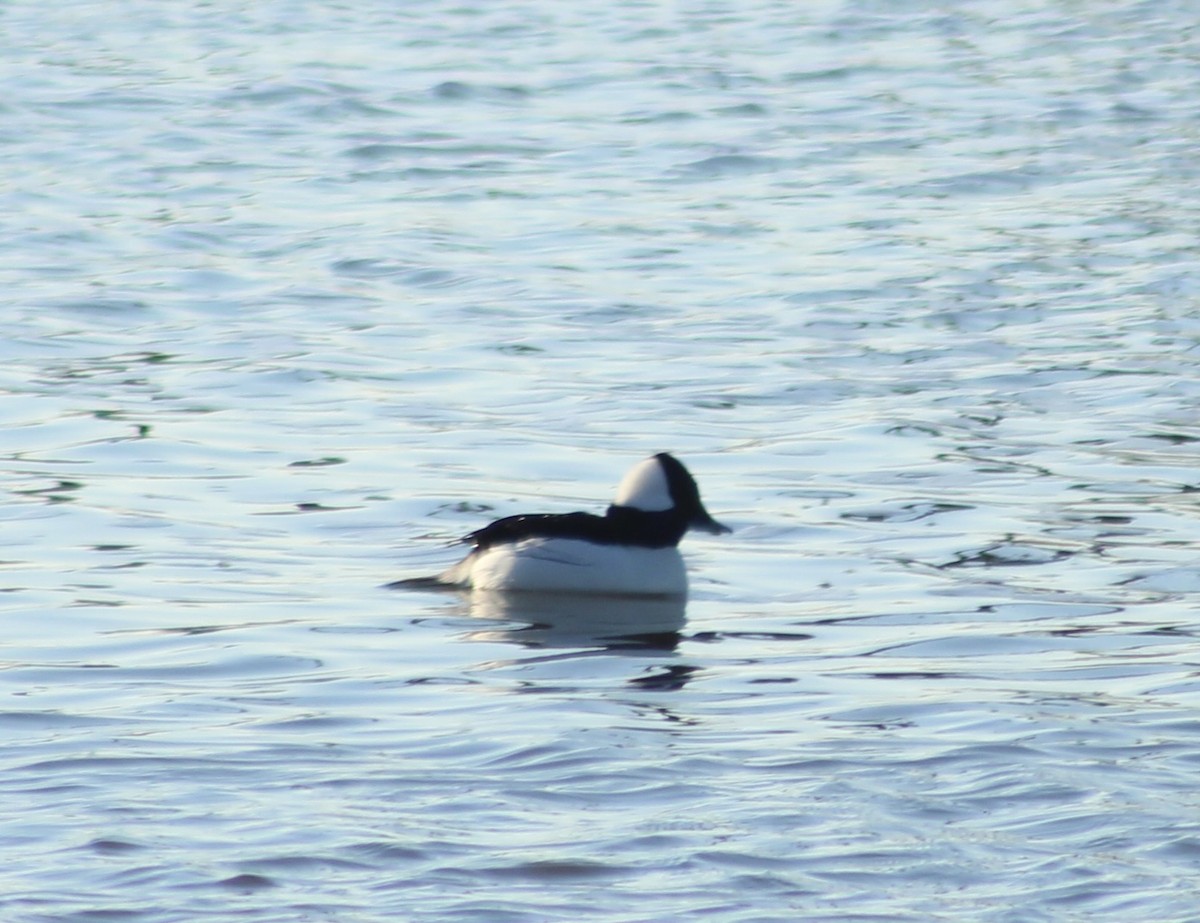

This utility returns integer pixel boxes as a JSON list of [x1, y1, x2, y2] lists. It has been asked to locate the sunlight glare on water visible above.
[[4, 0, 1200, 920]]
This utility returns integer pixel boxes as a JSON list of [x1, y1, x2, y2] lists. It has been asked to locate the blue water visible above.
[[5, 1, 1200, 920]]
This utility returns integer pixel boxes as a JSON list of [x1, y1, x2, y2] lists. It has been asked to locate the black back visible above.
[[464, 506, 689, 551]]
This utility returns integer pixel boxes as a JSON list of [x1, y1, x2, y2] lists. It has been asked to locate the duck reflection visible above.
[[463, 590, 687, 653]]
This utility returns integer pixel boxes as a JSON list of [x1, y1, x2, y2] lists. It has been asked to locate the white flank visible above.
[[442, 538, 688, 596]]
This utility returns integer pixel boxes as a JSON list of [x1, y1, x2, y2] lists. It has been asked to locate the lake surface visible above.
[[4, 1, 1200, 920]]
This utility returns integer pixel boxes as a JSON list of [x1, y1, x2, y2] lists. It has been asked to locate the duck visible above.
[[405, 453, 729, 596]]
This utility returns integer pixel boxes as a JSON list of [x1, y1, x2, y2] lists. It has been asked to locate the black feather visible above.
[[463, 505, 689, 550]]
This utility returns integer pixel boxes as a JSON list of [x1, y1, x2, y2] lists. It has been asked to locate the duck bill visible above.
[[691, 507, 731, 535]]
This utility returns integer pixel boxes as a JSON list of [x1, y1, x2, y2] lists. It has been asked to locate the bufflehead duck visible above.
[[423, 453, 729, 596]]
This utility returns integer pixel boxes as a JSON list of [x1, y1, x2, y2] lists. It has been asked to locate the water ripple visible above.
[[5, 1, 1200, 920]]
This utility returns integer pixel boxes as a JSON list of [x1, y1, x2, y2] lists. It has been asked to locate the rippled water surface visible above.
[[5, 1, 1200, 920]]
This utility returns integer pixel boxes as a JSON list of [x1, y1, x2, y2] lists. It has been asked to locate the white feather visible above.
[[442, 538, 688, 596], [612, 456, 672, 511]]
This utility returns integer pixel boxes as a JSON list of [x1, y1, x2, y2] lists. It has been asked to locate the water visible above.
[[4, 0, 1200, 919]]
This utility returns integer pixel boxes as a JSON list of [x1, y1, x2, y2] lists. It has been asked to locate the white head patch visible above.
[[613, 456, 673, 511]]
